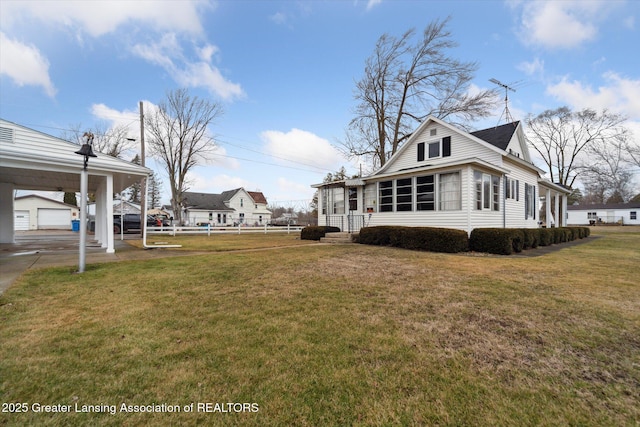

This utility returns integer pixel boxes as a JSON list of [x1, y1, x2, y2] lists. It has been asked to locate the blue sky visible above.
[[1, 0, 639, 206]]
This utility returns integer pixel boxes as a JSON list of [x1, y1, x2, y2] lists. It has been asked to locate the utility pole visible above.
[[139, 101, 146, 236]]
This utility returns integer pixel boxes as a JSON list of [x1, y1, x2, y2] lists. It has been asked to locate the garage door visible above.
[[14, 210, 30, 231], [37, 208, 71, 229]]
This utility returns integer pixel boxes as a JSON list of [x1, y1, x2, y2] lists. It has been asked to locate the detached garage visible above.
[[14, 195, 80, 231]]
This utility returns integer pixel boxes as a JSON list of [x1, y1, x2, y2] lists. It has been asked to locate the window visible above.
[[505, 177, 519, 200], [322, 187, 345, 214], [439, 172, 461, 210], [417, 136, 451, 161], [240, 198, 243, 207], [364, 184, 376, 212], [416, 175, 435, 211], [333, 189, 344, 214], [524, 183, 536, 219], [428, 141, 440, 158], [587, 212, 597, 220], [379, 181, 393, 212], [396, 178, 413, 211], [475, 170, 500, 211], [348, 187, 358, 211], [631, 211, 637, 220]]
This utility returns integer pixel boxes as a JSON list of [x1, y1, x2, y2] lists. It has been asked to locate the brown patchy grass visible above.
[[0, 231, 638, 426]]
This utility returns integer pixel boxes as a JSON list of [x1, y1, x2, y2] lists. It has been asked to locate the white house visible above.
[[567, 202, 640, 226], [182, 188, 272, 226], [313, 116, 570, 234], [14, 195, 81, 231], [0, 118, 150, 251]]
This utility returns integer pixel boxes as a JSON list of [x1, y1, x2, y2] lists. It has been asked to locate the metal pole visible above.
[[79, 167, 88, 273]]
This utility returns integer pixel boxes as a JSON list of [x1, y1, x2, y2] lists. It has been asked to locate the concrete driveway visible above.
[[0, 230, 186, 295]]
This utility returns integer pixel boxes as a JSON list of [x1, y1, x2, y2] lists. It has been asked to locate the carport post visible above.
[[75, 132, 97, 273]]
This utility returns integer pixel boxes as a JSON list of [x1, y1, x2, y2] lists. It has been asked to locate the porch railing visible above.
[[325, 214, 365, 233]]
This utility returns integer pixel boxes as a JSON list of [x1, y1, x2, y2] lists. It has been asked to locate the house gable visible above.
[[373, 116, 508, 177]]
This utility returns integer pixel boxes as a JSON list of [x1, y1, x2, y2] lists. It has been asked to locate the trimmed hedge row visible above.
[[469, 226, 590, 255], [300, 226, 341, 241], [357, 226, 469, 253], [350, 225, 590, 255]]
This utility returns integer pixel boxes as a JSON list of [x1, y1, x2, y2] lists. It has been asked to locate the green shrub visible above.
[[469, 228, 524, 255], [300, 226, 341, 241], [538, 228, 553, 246], [522, 228, 539, 249], [358, 226, 468, 253]]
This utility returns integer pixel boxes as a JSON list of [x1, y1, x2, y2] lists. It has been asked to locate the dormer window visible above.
[[417, 136, 451, 161]]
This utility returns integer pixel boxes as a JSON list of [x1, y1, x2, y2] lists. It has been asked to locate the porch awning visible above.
[[345, 178, 366, 186]]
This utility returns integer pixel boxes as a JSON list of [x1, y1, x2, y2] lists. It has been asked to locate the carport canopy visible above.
[[0, 118, 151, 252]]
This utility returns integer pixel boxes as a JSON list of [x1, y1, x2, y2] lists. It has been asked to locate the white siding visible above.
[[503, 158, 540, 229], [381, 122, 503, 175], [567, 208, 640, 225], [14, 195, 80, 230]]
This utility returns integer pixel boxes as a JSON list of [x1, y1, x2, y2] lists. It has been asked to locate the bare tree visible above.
[[525, 107, 627, 188], [580, 134, 635, 203], [343, 18, 499, 169], [60, 122, 136, 158], [145, 89, 223, 224]]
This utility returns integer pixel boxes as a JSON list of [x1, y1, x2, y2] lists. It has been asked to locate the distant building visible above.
[[180, 188, 272, 226], [14, 195, 80, 231], [567, 202, 640, 226]]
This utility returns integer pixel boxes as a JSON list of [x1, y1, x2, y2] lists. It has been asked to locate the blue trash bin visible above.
[[72, 220, 80, 232]]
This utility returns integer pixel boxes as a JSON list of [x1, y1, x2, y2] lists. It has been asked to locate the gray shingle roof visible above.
[[470, 121, 519, 151], [182, 190, 238, 210]]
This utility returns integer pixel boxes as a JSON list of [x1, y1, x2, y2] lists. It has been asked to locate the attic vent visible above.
[[430, 129, 437, 136], [0, 127, 14, 144]]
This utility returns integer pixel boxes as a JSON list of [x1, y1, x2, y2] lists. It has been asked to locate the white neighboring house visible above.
[[567, 202, 640, 226], [14, 195, 80, 231], [313, 116, 570, 234], [181, 188, 272, 226], [0, 118, 150, 251]]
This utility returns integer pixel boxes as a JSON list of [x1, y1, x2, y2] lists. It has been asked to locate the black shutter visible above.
[[516, 180, 519, 201], [524, 184, 529, 219], [417, 142, 425, 161], [442, 136, 451, 157], [533, 186, 536, 220]]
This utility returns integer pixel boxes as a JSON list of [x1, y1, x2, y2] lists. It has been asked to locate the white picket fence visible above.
[[147, 224, 304, 236]]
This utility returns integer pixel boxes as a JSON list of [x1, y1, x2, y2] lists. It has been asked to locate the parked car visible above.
[[113, 214, 157, 234]]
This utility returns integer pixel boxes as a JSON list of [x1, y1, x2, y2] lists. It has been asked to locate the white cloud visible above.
[[269, 12, 288, 25], [261, 128, 345, 171], [189, 173, 255, 194], [0, 32, 56, 97], [517, 1, 603, 49], [517, 57, 544, 77], [131, 36, 245, 101], [546, 72, 640, 119], [276, 177, 314, 199], [1, 0, 207, 37], [366, 0, 383, 11]]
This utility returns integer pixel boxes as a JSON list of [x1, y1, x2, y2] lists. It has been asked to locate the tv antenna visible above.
[[489, 78, 516, 125]]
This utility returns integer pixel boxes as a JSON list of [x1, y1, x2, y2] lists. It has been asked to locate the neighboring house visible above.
[[0, 118, 150, 251], [567, 203, 640, 226], [13, 195, 80, 231], [182, 188, 272, 226], [313, 116, 570, 234]]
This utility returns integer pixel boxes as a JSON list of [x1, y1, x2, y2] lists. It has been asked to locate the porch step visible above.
[[320, 232, 357, 244]]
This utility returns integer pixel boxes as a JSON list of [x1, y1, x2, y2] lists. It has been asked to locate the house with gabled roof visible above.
[[182, 188, 272, 226], [312, 116, 570, 234]]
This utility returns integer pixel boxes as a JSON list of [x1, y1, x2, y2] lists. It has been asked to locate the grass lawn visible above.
[[1, 229, 638, 426]]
